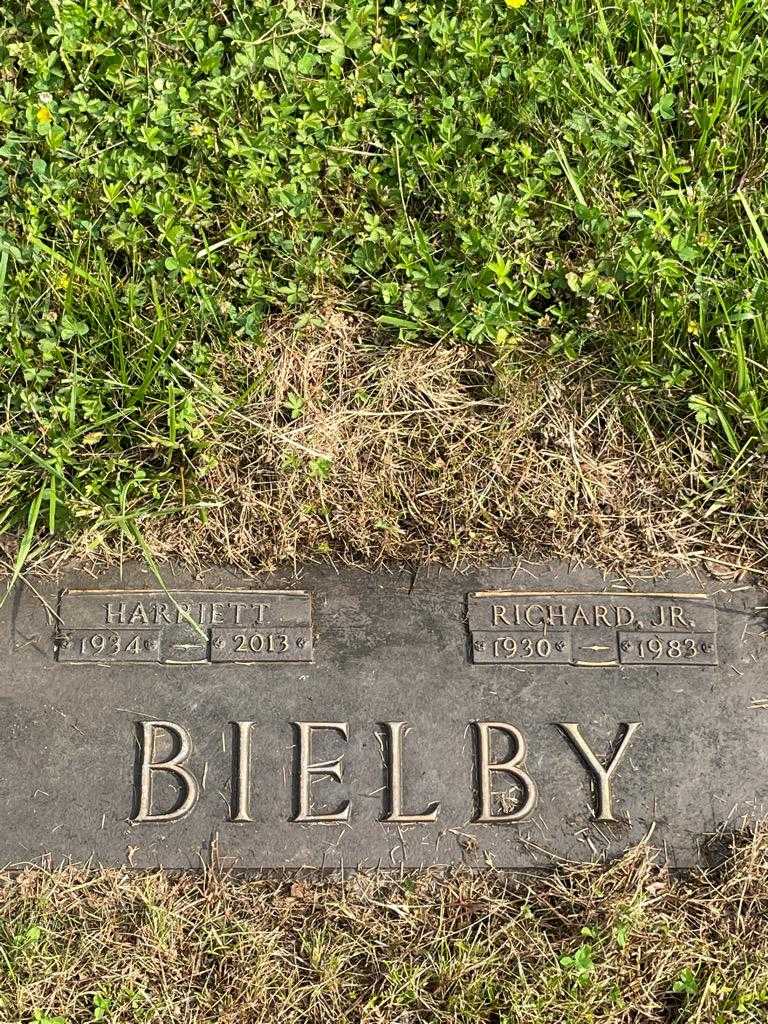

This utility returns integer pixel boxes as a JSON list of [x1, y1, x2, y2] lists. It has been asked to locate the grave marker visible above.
[[1, 564, 765, 869]]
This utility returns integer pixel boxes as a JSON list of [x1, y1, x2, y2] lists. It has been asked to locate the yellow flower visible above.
[[36, 105, 52, 124], [505, 0, 526, 6]]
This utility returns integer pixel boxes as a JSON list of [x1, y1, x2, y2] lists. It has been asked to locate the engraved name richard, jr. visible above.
[[486, 600, 694, 629], [468, 591, 718, 666]]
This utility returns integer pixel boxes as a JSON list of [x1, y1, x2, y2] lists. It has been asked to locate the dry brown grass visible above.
[[1, 828, 767, 1023], [131, 309, 767, 577], [4, 307, 767, 582]]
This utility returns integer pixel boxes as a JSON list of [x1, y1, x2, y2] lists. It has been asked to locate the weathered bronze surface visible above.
[[1, 563, 765, 869]]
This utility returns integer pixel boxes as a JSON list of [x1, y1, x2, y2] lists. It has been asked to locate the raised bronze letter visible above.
[[524, 604, 546, 626], [492, 604, 510, 627], [615, 605, 635, 627], [594, 605, 610, 626], [649, 605, 665, 628], [294, 722, 351, 823], [252, 602, 269, 624], [474, 722, 537, 822], [670, 605, 690, 628], [549, 604, 567, 626], [105, 601, 126, 625], [231, 721, 254, 822], [382, 721, 440, 823], [558, 722, 640, 822], [134, 720, 199, 822]]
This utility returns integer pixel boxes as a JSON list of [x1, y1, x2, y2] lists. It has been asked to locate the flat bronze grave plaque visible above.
[[1, 564, 766, 869]]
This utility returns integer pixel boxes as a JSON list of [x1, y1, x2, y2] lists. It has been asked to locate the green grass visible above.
[[2, 0, 768, 566]]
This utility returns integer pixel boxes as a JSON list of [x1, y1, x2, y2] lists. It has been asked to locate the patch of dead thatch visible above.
[[137, 308, 767, 576], [1, 827, 767, 1022], [5, 306, 766, 581]]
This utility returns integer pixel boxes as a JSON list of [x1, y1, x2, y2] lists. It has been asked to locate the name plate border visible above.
[[54, 587, 314, 667], [467, 589, 718, 669]]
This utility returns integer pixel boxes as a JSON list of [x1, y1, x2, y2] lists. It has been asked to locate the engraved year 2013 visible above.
[[232, 632, 289, 654]]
